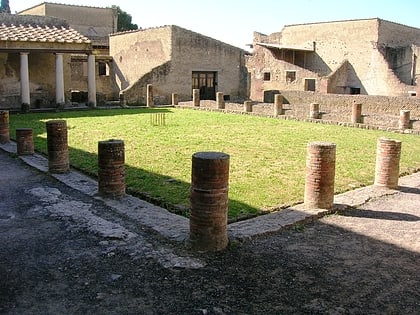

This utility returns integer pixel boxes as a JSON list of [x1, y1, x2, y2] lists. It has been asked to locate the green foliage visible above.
[[112, 5, 138, 32], [0, 0, 10, 13], [9, 108, 420, 219]]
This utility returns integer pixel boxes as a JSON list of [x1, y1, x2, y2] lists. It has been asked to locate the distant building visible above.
[[110, 25, 248, 104], [0, 13, 95, 109], [246, 18, 420, 101]]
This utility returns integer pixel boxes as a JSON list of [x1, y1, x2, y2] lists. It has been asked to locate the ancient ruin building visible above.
[[0, 13, 95, 109], [110, 25, 248, 104], [247, 18, 420, 101]]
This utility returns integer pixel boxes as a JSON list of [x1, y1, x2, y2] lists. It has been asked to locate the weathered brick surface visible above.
[[0, 110, 9, 144], [16, 128, 34, 155], [46, 120, 69, 174], [98, 139, 125, 198], [190, 152, 229, 252], [304, 142, 336, 210], [374, 138, 401, 189]]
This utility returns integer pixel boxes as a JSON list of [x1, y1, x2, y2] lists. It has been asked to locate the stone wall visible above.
[[111, 25, 248, 104]]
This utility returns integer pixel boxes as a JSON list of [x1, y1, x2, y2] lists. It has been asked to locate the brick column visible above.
[[399, 110, 411, 130], [216, 92, 225, 109], [147, 84, 154, 108], [352, 102, 362, 123], [244, 100, 252, 112], [193, 89, 200, 107], [309, 103, 320, 119], [304, 142, 336, 209], [0, 110, 10, 144], [274, 94, 283, 116], [172, 93, 178, 106], [46, 120, 69, 173], [98, 139, 126, 198], [16, 128, 34, 155], [374, 138, 401, 189], [190, 151, 230, 251]]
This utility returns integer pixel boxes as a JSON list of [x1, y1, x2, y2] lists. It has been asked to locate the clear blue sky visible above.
[[10, 0, 420, 50]]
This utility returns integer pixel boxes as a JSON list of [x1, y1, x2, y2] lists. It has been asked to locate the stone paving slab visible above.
[[2, 140, 419, 243]]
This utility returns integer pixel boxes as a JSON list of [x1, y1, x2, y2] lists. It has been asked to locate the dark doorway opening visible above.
[[192, 71, 217, 100]]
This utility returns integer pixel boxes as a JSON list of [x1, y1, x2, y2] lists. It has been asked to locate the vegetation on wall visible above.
[[112, 5, 138, 32], [0, 0, 11, 13]]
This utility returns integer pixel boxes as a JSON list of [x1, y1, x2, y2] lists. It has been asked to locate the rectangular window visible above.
[[304, 78, 316, 91], [286, 71, 296, 83], [263, 72, 271, 81], [98, 62, 108, 76]]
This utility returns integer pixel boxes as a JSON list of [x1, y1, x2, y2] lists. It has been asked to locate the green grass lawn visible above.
[[9, 108, 420, 219]]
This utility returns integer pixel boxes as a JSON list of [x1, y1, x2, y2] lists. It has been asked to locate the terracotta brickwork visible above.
[[16, 128, 34, 155], [0, 110, 9, 144], [190, 152, 230, 251], [374, 138, 401, 189], [46, 120, 69, 174]]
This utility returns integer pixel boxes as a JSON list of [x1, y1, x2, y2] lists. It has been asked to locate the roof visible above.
[[255, 42, 314, 52], [0, 13, 91, 53]]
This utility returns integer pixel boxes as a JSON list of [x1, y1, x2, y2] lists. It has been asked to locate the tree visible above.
[[112, 6, 138, 32], [0, 0, 11, 13]]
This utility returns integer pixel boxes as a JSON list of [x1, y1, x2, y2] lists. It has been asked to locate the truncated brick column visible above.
[[304, 142, 336, 210], [216, 92, 225, 109], [274, 94, 283, 116], [244, 100, 252, 112], [190, 152, 230, 251], [374, 138, 401, 189], [172, 93, 178, 106], [309, 103, 320, 119], [98, 139, 125, 198], [352, 102, 362, 123], [16, 128, 34, 155], [0, 110, 10, 144], [193, 89, 200, 107], [399, 110, 411, 130], [147, 84, 154, 108], [46, 120, 69, 173]]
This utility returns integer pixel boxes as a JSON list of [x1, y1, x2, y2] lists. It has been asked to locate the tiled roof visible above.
[[0, 23, 91, 44]]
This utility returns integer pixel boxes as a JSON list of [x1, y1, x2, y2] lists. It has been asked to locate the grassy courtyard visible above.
[[9, 108, 420, 219]]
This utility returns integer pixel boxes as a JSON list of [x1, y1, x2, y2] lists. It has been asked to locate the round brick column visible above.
[[190, 151, 230, 251], [352, 102, 362, 123], [193, 89, 200, 107], [398, 110, 411, 130], [98, 139, 126, 198], [147, 84, 154, 108], [0, 110, 10, 144], [46, 120, 69, 173], [172, 93, 178, 106], [309, 103, 320, 119], [274, 94, 283, 116], [374, 138, 401, 189], [304, 142, 336, 209], [16, 128, 34, 155], [216, 92, 225, 109], [244, 100, 252, 112]]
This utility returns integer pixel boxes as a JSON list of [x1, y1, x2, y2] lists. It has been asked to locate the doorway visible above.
[[192, 71, 217, 100]]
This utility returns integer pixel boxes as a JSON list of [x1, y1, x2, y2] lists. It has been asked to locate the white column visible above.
[[20, 52, 30, 105], [87, 54, 97, 107], [55, 53, 65, 105]]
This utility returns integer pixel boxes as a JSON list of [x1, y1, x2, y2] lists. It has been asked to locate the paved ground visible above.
[[0, 143, 419, 314]]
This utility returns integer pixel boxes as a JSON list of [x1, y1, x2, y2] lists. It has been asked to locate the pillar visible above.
[[55, 53, 65, 105], [309, 103, 320, 119], [216, 92, 225, 109], [352, 102, 362, 124], [274, 94, 283, 116], [374, 138, 401, 189], [244, 100, 252, 112], [87, 54, 97, 107], [190, 152, 230, 251], [304, 142, 336, 210], [147, 84, 154, 108], [399, 110, 411, 130], [46, 120, 69, 173], [16, 128, 34, 155], [98, 139, 126, 198], [20, 52, 30, 106], [172, 93, 178, 106], [193, 89, 200, 107], [0, 110, 10, 144]]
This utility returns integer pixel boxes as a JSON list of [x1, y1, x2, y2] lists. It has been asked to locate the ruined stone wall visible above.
[[248, 19, 420, 98], [110, 25, 247, 104]]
